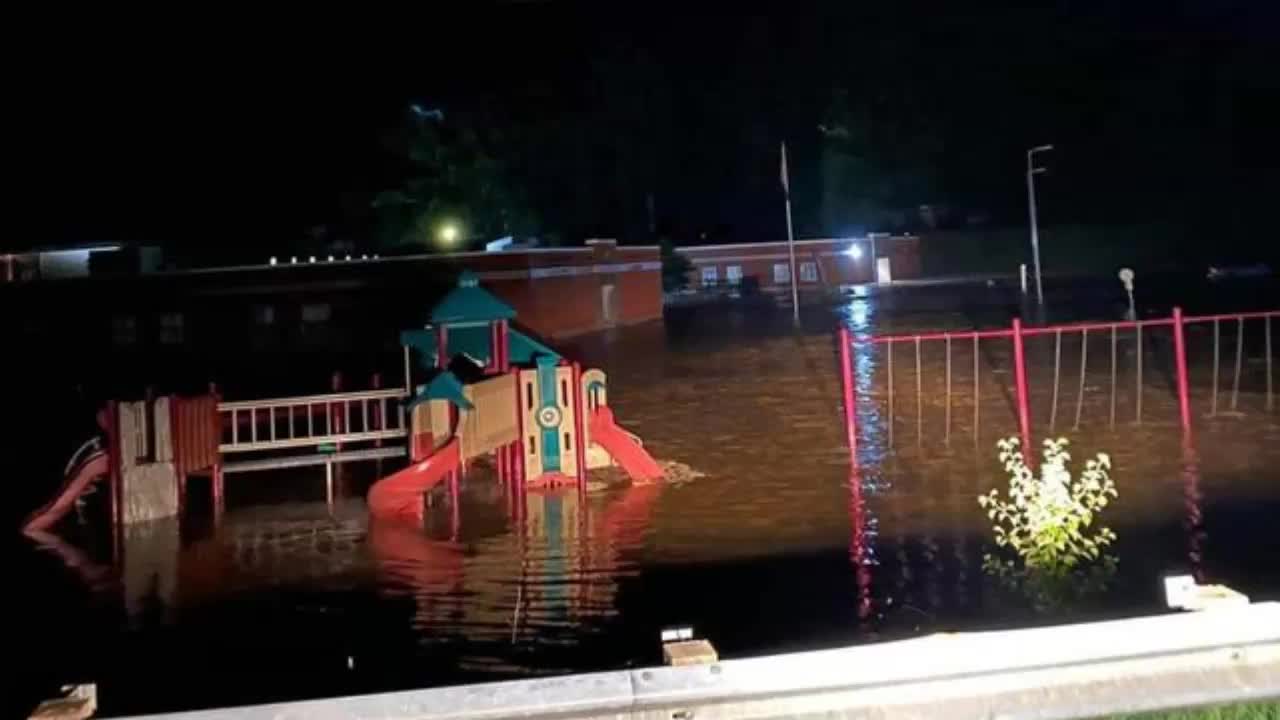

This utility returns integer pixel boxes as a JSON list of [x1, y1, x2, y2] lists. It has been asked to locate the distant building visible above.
[[2, 243, 163, 283], [675, 234, 920, 293]]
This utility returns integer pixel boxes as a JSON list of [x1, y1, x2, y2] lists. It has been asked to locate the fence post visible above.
[[1172, 307, 1193, 435], [1012, 318, 1033, 464], [838, 325, 858, 470]]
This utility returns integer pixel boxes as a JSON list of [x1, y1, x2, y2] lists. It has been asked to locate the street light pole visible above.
[[1026, 144, 1054, 305]]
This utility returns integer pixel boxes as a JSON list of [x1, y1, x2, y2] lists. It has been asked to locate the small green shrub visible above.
[[979, 437, 1119, 611]]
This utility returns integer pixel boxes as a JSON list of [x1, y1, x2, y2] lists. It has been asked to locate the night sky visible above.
[[10, 2, 1277, 262]]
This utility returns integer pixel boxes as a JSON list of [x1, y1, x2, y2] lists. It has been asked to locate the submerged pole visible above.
[[838, 326, 858, 469], [1172, 307, 1193, 435], [1012, 318, 1033, 464]]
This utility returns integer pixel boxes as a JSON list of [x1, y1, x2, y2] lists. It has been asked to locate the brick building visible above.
[[3, 240, 662, 399], [461, 239, 662, 337], [676, 235, 920, 292]]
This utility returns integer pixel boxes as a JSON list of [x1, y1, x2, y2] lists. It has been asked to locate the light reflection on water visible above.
[[23, 290, 1280, 714]]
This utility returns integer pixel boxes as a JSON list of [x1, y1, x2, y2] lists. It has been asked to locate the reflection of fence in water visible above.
[[839, 310, 1275, 460]]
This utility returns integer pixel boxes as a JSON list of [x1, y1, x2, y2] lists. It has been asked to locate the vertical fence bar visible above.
[[269, 406, 276, 441], [1172, 308, 1193, 435], [1210, 318, 1220, 417], [1011, 318, 1033, 463], [1136, 324, 1144, 424], [838, 326, 858, 469], [1267, 316, 1274, 412], [1074, 329, 1088, 430], [1231, 317, 1244, 411], [251, 408, 257, 443], [973, 335, 980, 445], [944, 334, 952, 445], [915, 336, 923, 445], [887, 341, 894, 447], [308, 402, 314, 437], [325, 462, 334, 511], [231, 408, 238, 445], [364, 398, 370, 434], [1109, 325, 1118, 428], [1049, 329, 1062, 431]]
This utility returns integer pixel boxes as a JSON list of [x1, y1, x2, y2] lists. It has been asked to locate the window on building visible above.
[[726, 265, 743, 285], [159, 312, 185, 344], [253, 305, 275, 326], [800, 262, 819, 283], [773, 263, 791, 284], [701, 265, 718, 286], [301, 303, 331, 324], [112, 315, 137, 346]]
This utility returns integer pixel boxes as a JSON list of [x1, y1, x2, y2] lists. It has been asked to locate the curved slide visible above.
[[367, 438, 461, 521], [23, 450, 110, 534], [589, 406, 663, 482]]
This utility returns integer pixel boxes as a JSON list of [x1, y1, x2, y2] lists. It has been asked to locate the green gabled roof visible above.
[[406, 371, 474, 411], [508, 328, 561, 364], [429, 270, 516, 324]]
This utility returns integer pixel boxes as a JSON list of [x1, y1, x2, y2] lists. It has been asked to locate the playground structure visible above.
[[22, 271, 662, 542], [837, 307, 1277, 468]]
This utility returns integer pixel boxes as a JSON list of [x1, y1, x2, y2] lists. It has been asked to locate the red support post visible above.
[[511, 368, 526, 494], [1172, 306, 1193, 437], [838, 326, 858, 470], [1011, 318, 1034, 464], [498, 319, 510, 371]]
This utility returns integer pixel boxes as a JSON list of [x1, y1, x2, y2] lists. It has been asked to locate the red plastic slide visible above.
[[589, 406, 664, 482], [23, 450, 110, 534], [367, 438, 461, 521]]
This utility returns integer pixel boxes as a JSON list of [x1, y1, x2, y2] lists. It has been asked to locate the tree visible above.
[[658, 233, 692, 292], [373, 112, 539, 252], [818, 88, 944, 234]]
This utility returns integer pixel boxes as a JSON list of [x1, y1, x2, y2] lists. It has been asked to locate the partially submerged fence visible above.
[[837, 307, 1276, 468]]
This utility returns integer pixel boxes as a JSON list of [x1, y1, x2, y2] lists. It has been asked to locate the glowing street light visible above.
[[844, 244, 865, 260], [437, 222, 461, 247]]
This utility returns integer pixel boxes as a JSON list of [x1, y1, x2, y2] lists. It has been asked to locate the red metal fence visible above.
[[838, 308, 1276, 469]]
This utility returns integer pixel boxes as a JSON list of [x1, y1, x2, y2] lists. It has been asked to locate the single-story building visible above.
[[676, 234, 920, 292]]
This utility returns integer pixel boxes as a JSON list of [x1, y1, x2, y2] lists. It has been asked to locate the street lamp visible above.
[[437, 222, 461, 248], [1026, 144, 1054, 305]]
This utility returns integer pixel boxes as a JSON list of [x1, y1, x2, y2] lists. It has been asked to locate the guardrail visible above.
[[218, 389, 409, 454], [117, 602, 1280, 720]]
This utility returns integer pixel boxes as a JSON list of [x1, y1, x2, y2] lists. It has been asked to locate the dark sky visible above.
[[10, 2, 1278, 259]]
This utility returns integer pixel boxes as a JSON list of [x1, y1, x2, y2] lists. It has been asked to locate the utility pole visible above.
[[781, 142, 799, 324], [1026, 144, 1054, 305]]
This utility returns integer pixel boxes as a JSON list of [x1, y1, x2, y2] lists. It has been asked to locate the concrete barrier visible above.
[[123, 603, 1280, 719]]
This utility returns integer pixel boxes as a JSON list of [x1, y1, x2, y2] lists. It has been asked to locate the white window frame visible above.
[[800, 261, 819, 283], [773, 263, 791, 284], [726, 265, 743, 285], [701, 265, 718, 286], [302, 303, 332, 324], [159, 312, 185, 345]]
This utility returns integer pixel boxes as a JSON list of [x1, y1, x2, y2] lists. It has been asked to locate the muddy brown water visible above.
[[15, 286, 1280, 716]]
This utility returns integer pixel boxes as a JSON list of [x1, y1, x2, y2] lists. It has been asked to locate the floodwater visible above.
[[16, 277, 1280, 716]]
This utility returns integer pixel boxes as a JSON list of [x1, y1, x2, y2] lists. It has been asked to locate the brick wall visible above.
[[477, 242, 661, 338]]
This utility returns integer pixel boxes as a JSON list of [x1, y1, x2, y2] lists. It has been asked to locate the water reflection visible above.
[[1181, 433, 1205, 583], [19, 294, 1280, 713]]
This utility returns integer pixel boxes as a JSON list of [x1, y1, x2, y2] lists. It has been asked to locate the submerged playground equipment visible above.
[[22, 271, 661, 541], [367, 271, 661, 521]]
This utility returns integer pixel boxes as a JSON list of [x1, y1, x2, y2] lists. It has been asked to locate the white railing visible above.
[[218, 389, 409, 453]]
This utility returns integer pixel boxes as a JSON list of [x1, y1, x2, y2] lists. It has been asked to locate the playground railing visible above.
[[217, 388, 409, 453], [837, 307, 1277, 469]]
